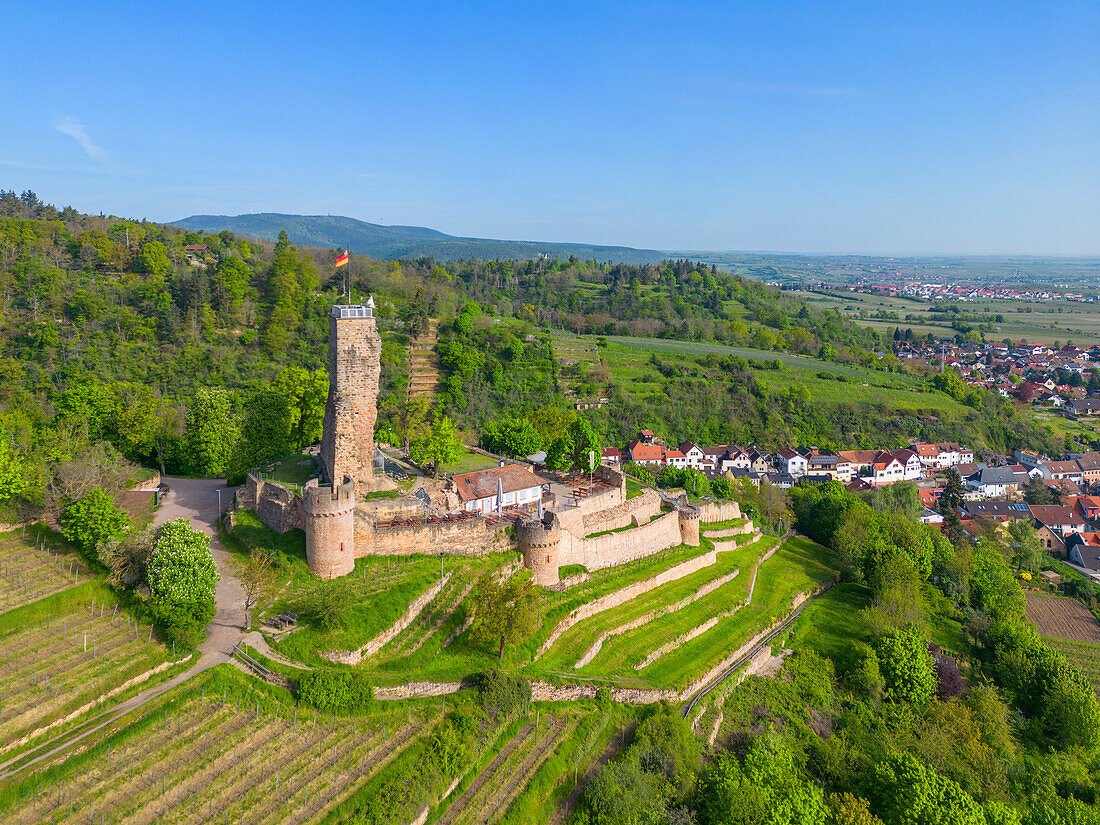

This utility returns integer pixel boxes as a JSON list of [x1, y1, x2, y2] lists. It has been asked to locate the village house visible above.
[[1028, 504, 1088, 539], [964, 465, 1019, 498], [776, 448, 808, 477], [664, 449, 688, 469], [678, 442, 708, 470], [1041, 459, 1084, 484], [628, 442, 665, 467], [1066, 533, 1100, 572]]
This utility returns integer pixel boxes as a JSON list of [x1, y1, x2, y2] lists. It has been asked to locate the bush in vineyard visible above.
[[147, 518, 219, 647], [298, 668, 373, 713]]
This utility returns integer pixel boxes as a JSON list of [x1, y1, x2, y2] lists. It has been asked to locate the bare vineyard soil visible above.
[[1025, 593, 1100, 643]]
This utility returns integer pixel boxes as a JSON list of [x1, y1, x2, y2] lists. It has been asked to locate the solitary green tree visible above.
[[470, 572, 541, 660], [409, 412, 462, 476]]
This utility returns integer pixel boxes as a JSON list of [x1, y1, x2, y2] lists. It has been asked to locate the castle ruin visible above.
[[303, 303, 382, 578], [236, 300, 744, 582]]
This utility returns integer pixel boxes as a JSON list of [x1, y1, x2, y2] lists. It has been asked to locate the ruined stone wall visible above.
[[580, 489, 662, 534], [319, 311, 381, 491], [234, 474, 304, 534], [697, 500, 742, 523]]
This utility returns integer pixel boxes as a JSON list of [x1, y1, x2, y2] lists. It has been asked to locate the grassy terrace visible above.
[[530, 537, 774, 683], [527, 535, 836, 690], [639, 536, 833, 689], [441, 447, 500, 475]]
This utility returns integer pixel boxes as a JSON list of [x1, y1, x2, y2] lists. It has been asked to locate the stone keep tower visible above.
[[319, 303, 382, 490]]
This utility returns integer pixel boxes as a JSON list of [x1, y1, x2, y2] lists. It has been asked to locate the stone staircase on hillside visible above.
[[407, 319, 441, 400]]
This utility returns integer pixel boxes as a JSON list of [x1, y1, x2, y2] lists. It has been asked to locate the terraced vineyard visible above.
[[1046, 637, 1100, 693], [5, 676, 438, 825], [0, 590, 172, 753], [408, 319, 441, 400], [0, 530, 88, 614], [532, 538, 771, 679], [383, 568, 477, 658], [528, 535, 834, 690]]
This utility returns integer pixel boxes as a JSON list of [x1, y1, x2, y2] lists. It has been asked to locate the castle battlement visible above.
[[302, 478, 357, 578]]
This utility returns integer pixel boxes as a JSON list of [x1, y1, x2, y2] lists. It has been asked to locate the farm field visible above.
[[0, 585, 173, 754], [1025, 592, 1100, 643], [1, 667, 441, 825], [788, 289, 1100, 346], [0, 528, 89, 614]]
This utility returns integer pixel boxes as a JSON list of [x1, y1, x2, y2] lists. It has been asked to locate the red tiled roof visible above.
[[630, 444, 664, 462], [453, 464, 543, 503]]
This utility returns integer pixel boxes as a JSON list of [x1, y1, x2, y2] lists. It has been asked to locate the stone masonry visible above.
[[319, 305, 381, 490]]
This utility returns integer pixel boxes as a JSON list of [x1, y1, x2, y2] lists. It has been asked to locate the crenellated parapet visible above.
[[302, 478, 357, 579], [516, 514, 563, 586]]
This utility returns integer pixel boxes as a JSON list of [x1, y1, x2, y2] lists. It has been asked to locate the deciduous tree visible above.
[[470, 572, 541, 660]]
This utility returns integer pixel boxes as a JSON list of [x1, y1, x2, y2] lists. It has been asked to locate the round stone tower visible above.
[[678, 506, 701, 547], [516, 515, 562, 587], [302, 478, 357, 579]]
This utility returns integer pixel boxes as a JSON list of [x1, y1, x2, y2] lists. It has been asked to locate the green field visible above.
[[788, 289, 1100, 347]]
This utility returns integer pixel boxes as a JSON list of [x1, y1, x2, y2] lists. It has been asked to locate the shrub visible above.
[[297, 668, 373, 713], [475, 668, 531, 722], [60, 487, 130, 555], [934, 656, 965, 700]]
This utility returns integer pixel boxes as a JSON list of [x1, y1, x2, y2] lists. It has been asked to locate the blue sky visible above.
[[1, 1, 1098, 254]]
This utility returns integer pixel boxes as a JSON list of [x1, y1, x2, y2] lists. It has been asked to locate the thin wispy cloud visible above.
[[0, 159, 55, 170], [55, 116, 107, 161]]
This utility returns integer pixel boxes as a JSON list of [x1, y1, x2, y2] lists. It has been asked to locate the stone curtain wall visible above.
[[319, 312, 381, 489], [576, 510, 690, 573], [581, 489, 662, 534], [697, 500, 742, 523], [357, 518, 512, 557]]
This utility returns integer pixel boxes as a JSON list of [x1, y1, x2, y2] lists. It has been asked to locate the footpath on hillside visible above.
[[0, 478, 243, 780]]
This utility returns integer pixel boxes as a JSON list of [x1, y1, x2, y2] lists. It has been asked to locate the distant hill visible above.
[[171, 213, 666, 264]]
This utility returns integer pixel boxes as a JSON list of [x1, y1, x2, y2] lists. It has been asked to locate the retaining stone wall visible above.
[[703, 520, 755, 538], [536, 549, 717, 658], [131, 471, 161, 492]]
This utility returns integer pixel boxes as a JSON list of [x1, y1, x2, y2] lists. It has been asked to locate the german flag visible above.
[[334, 249, 349, 268]]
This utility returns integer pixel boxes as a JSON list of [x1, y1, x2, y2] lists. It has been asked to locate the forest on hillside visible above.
[[0, 191, 1052, 523]]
